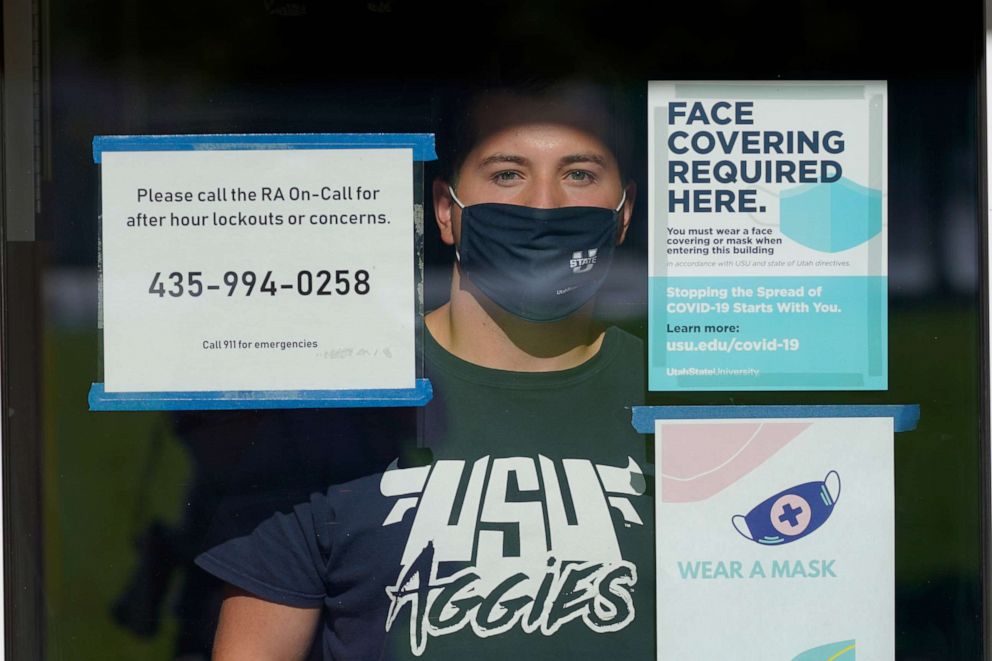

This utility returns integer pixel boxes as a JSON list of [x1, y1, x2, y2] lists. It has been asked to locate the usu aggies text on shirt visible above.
[[196, 327, 654, 660]]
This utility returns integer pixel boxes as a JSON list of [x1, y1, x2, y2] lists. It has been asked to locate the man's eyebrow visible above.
[[559, 153, 608, 167], [478, 154, 530, 168]]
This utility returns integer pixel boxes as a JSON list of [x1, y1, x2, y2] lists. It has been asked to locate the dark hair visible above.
[[434, 77, 635, 186]]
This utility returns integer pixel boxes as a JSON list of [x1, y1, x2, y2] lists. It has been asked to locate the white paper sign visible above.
[[656, 416, 894, 660], [100, 147, 415, 392]]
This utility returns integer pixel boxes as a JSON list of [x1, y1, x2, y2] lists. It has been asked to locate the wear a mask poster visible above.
[[647, 82, 887, 391], [656, 416, 894, 660]]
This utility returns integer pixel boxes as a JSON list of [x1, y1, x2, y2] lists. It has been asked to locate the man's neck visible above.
[[425, 266, 606, 372]]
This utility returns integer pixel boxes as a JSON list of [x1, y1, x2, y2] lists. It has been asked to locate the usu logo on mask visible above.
[[379, 455, 646, 656], [569, 249, 598, 273]]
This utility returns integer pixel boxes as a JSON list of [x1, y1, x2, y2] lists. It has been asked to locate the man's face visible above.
[[434, 102, 634, 247]]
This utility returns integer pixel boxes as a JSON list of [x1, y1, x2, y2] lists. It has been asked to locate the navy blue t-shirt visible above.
[[196, 327, 654, 659]]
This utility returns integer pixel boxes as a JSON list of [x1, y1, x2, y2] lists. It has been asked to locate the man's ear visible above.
[[433, 178, 457, 246], [616, 181, 636, 245]]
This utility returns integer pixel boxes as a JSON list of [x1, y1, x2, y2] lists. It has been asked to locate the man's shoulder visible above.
[[603, 324, 644, 355], [598, 325, 646, 373]]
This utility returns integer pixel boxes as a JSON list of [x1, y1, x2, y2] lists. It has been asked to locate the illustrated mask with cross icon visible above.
[[732, 471, 841, 546]]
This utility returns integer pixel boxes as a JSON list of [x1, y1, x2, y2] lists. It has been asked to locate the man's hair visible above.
[[435, 77, 635, 187]]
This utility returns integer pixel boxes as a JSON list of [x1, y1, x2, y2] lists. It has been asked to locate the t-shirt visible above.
[[196, 326, 654, 660]]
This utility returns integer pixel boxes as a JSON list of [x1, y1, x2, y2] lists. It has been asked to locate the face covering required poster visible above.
[[648, 81, 887, 391], [656, 416, 894, 660]]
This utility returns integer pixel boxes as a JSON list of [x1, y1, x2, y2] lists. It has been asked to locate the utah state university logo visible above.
[[569, 249, 598, 273], [379, 455, 646, 656]]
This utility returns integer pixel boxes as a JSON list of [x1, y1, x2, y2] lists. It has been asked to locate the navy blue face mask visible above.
[[450, 186, 626, 323]]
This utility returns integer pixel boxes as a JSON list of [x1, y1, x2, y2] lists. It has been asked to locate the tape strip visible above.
[[631, 404, 919, 434], [92, 133, 437, 163], [88, 379, 433, 411]]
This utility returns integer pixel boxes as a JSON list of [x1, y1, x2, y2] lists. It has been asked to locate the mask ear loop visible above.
[[448, 185, 466, 210], [614, 188, 628, 213], [612, 189, 629, 245], [447, 185, 465, 261]]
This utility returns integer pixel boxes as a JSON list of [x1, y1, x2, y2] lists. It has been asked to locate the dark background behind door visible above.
[[2, 0, 984, 658]]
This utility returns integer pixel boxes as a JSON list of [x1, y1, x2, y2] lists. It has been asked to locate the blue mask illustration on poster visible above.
[[732, 471, 841, 546], [779, 178, 882, 253]]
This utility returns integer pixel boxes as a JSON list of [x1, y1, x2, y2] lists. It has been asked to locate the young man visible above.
[[196, 82, 653, 660]]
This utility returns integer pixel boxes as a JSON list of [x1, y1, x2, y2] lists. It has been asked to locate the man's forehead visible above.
[[467, 89, 617, 156], [469, 125, 615, 163]]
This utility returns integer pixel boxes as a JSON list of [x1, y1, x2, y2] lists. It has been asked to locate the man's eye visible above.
[[492, 171, 522, 184], [565, 170, 596, 183]]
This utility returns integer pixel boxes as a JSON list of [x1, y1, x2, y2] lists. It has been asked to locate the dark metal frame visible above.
[[2, 0, 45, 655], [982, 4, 991, 661]]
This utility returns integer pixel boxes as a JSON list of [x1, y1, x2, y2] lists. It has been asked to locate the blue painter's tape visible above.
[[88, 379, 433, 411], [631, 404, 919, 434], [92, 133, 437, 163]]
